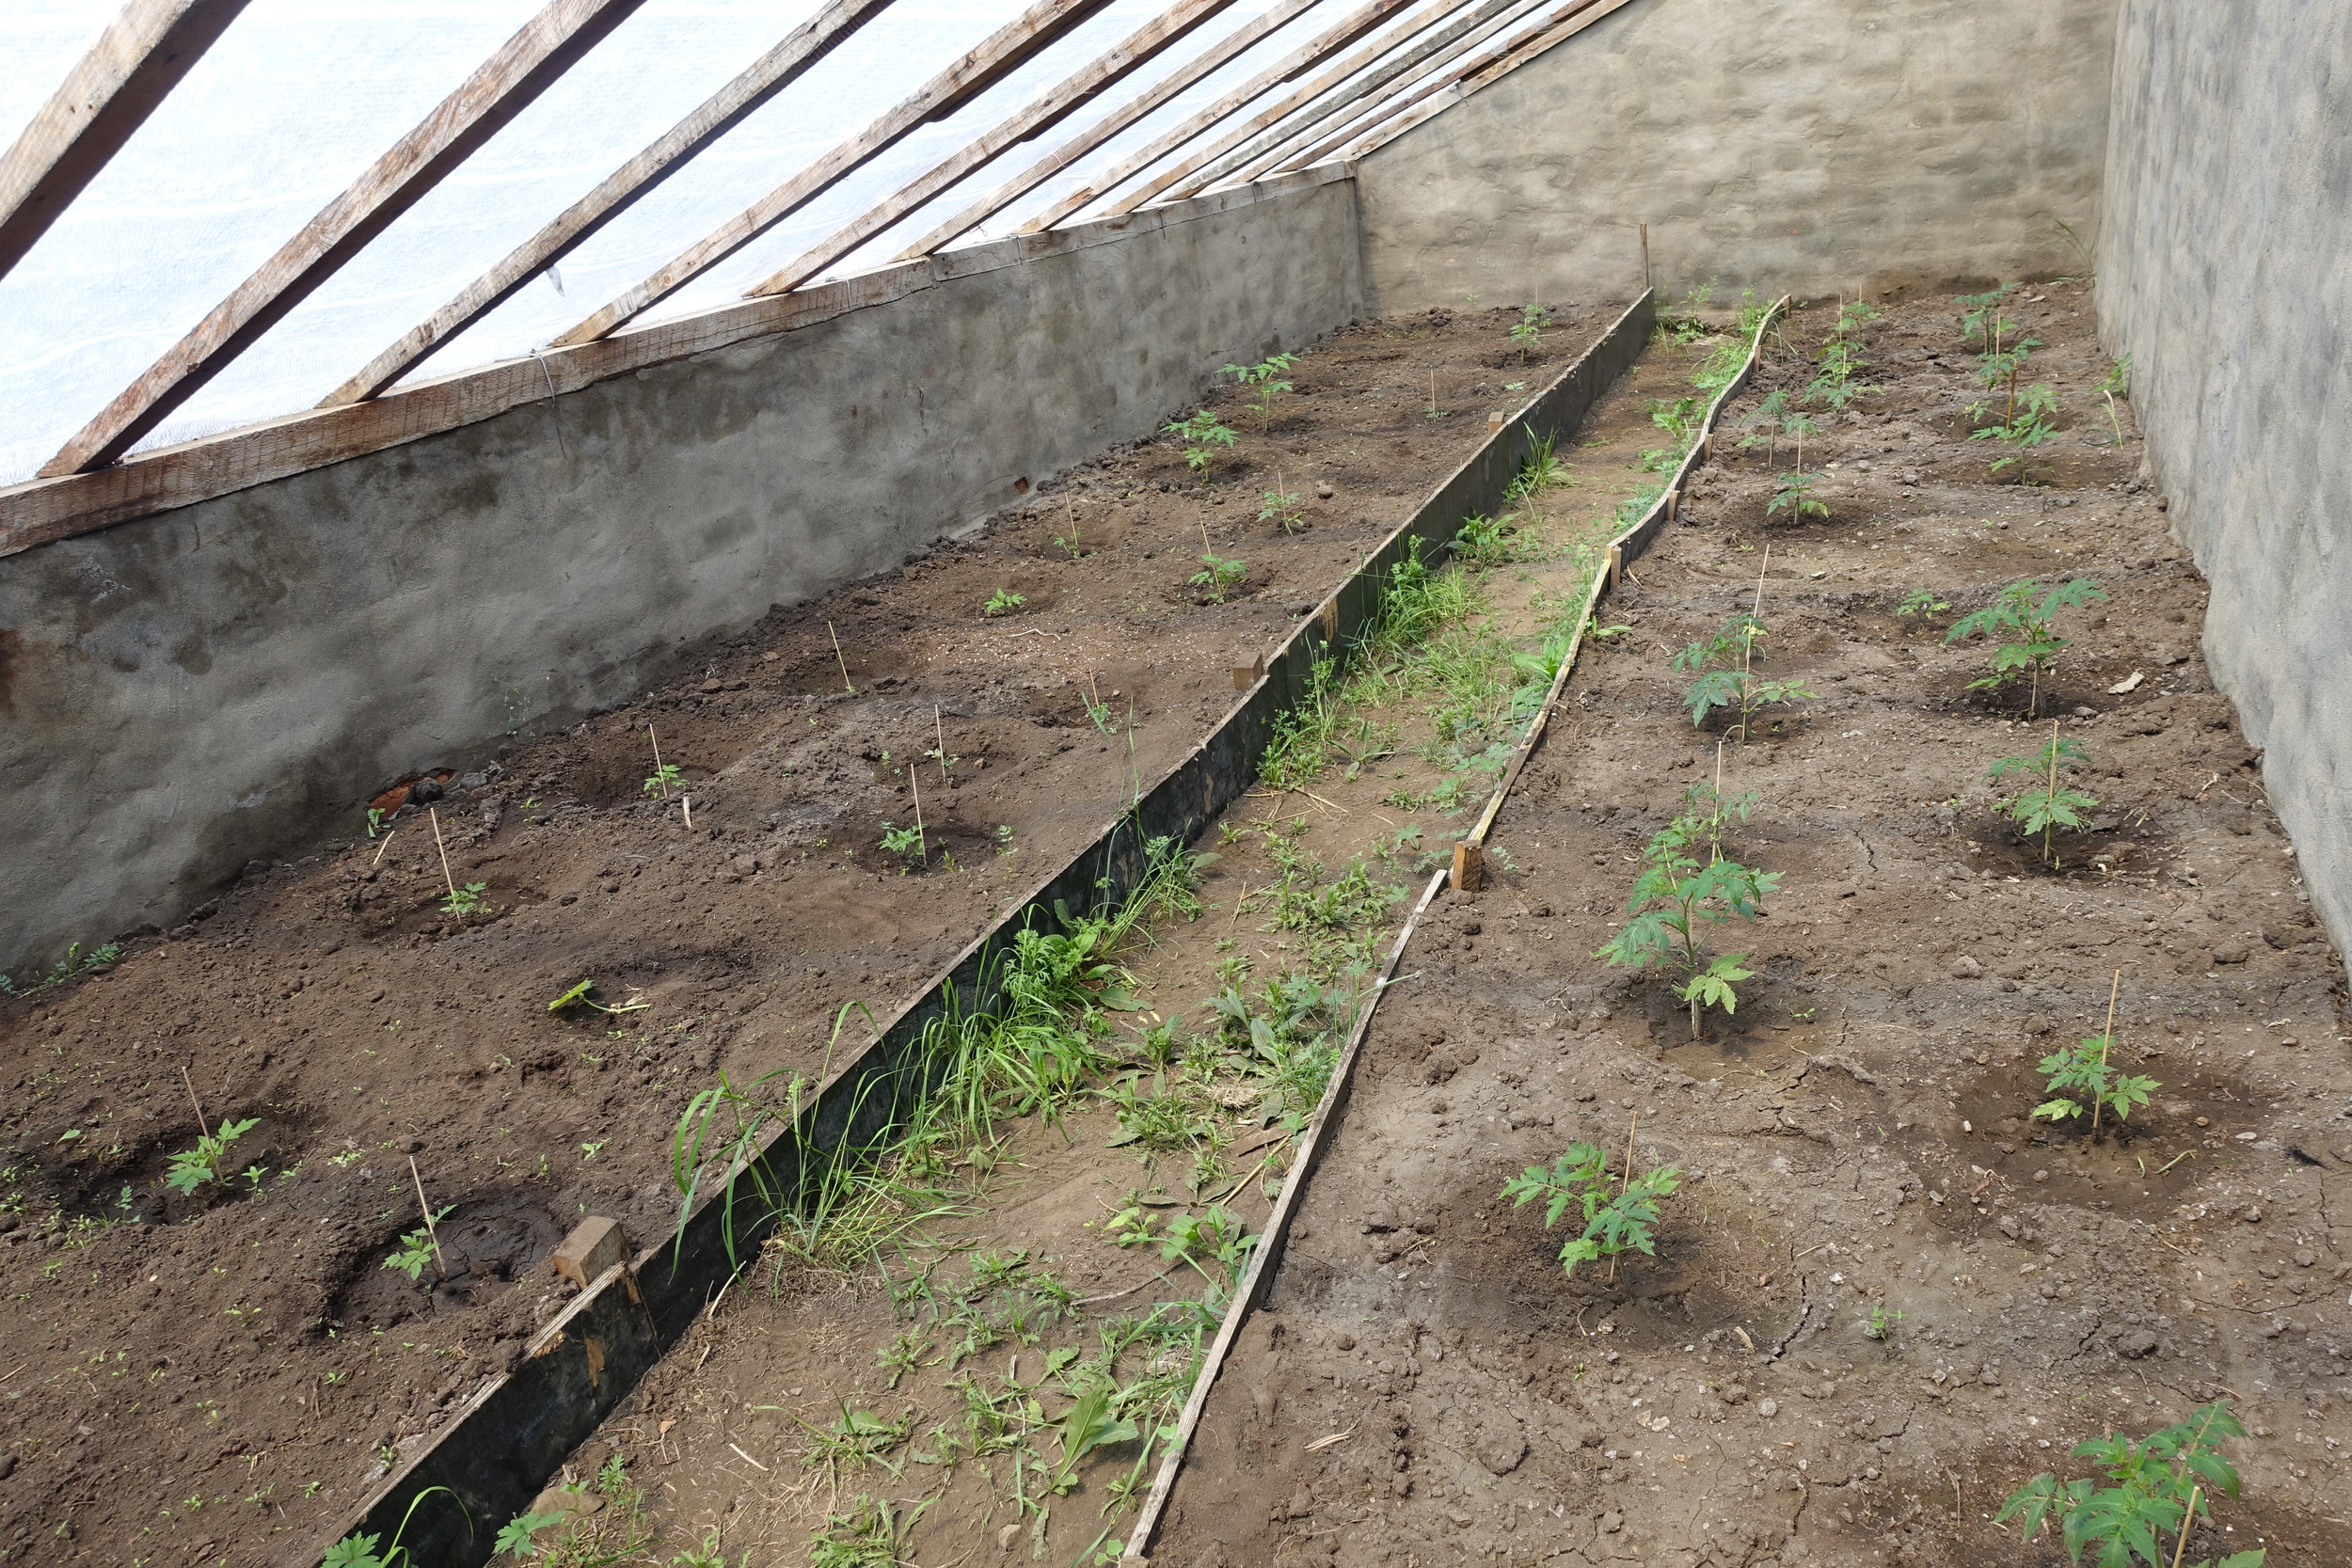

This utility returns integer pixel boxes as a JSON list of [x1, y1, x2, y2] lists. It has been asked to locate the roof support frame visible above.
[[322, 0, 897, 408], [884, 0, 1326, 264], [40, 0, 646, 477], [1242, 0, 1602, 182], [0, 0, 252, 281], [1011, 0, 1419, 237], [1341, 0, 1636, 161], [548, 0, 1119, 348], [1115, 0, 1525, 216], [749, 0, 1245, 299]]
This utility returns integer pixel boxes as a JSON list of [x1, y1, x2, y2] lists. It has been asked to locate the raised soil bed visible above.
[[1147, 280, 2352, 1568], [0, 304, 1621, 1568]]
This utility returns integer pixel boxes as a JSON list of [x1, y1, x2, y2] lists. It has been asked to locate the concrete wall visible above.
[[1356, 0, 2116, 312], [2099, 0, 2352, 950], [0, 175, 1365, 977]]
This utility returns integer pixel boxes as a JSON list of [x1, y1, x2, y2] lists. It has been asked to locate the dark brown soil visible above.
[[1152, 282, 2352, 1568], [0, 305, 1617, 1567]]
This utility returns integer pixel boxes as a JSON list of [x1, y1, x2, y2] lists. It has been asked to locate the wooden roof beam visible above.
[[0, 0, 252, 281], [1343, 0, 1636, 160], [750, 0, 1243, 298], [322, 0, 895, 408], [1255, 0, 1601, 179], [40, 0, 645, 477], [1011, 0, 1418, 237], [1121, 0, 1528, 214], [886, 0, 1325, 263], [549, 0, 1118, 347]]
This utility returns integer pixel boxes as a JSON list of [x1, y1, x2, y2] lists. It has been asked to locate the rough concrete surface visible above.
[[2099, 0, 2352, 955], [0, 179, 1364, 976], [1356, 0, 2116, 311]]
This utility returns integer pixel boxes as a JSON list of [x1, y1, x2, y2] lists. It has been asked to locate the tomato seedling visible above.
[[1675, 612, 1818, 737], [1594, 814, 1780, 1039], [1164, 409, 1236, 470], [1997, 1401, 2262, 1568], [983, 588, 1026, 617], [1945, 576, 2105, 715], [1986, 721, 2100, 865], [165, 1117, 260, 1196], [1221, 352, 1298, 432], [1502, 1142, 1681, 1280]]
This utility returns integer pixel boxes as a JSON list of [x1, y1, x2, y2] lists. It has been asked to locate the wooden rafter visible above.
[[751, 0, 1243, 298], [1255, 0, 1601, 179], [887, 0, 1324, 263], [550, 0, 1118, 347], [1343, 0, 1636, 160], [1120, 0, 1527, 215], [1012, 0, 1418, 236], [323, 0, 895, 408], [0, 0, 251, 280], [40, 0, 645, 476]]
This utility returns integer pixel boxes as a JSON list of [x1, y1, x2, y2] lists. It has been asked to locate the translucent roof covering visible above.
[[1, 0, 1580, 486]]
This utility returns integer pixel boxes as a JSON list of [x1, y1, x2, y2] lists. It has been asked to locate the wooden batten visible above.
[[40, 0, 647, 477], [0, 0, 251, 280], [323, 0, 895, 408], [550, 0, 1120, 347]]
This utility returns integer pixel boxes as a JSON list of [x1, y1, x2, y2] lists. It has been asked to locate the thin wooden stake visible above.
[[646, 724, 671, 799], [2044, 719, 2061, 866], [2090, 965, 2122, 1137], [428, 806, 457, 898], [827, 621, 855, 693], [935, 703, 951, 786], [681, 795, 693, 831], [910, 766, 928, 865], [2168, 1482, 2202, 1568], [407, 1155, 448, 1280], [1639, 221, 1649, 292], [1608, 1110, 1640, 1283], [179, 1065, 209, 1140]]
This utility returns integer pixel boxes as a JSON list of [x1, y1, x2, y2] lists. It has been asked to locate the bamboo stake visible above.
[[2044, 720, 2061, 865], [827, 620, 855, 693], [935, 703, 951, 786], [427, 806, 457, 897], [646, 724, 673, 799], [1608, 1111, 1640, 1284], [179, 1066, 209, 1140], [2090, 966, 2122, 1136], [910, 765, 928, 866], [681, 796, 692, 831], [2168, 1483, 2202, 1568], [407, 1155, 448, 1280]]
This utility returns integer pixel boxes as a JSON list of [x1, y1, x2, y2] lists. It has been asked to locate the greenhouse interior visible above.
[[2, 1, 2348, 1565]]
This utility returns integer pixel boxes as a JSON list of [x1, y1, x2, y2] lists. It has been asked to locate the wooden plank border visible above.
[[322, 290, 1658, 1568], [0, 165, 1351, 560]]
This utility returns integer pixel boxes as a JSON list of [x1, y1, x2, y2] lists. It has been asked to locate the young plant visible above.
[[879, 822, 926, 869], [1957, 282, 2020, 353], [1594, 819, 1780, 1039], [1257, 476, 1304, 533], [383, 1207, 453, 1282], [1946, 577, 2106, 714], [1164, 408, 1237, 470], [1768, 470, 1827, 522], [1979, 382, 2061, 477], [1642, 394, 1703, 472], [1997, 1401, 2263, 1568], [1675, 612, 1817, 737], [165, 1117, 260, 1196], [2033, 1033, 2158, 1131], [983, 588, 1026, 618], [1508, 301, 1550, 362], [1986, 722, 2100, 865], [1735, 388, 1791, 463], [1222, 352, 1298, 431], [807, 1494, 930, 1568], [1045, 1378, 1139, 1494], [1192, 523, 1248, 601], [1806, 297, 1879, 407], [1862, 1304, 1904, 1341], [1502, 1142, 1681, 1280], [441, 880, 487, 919], [641, 764, 681, 798], [1896, 587, 1950, 621]]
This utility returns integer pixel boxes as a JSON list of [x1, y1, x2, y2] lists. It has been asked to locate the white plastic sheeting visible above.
[[0, 0, 1470, 487]]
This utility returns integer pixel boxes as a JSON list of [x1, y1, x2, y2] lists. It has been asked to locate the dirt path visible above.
[[0, 305, 1629, 1567], [1152, 282, 2352, 1568]]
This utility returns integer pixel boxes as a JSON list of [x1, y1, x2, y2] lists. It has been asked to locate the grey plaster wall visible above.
[[0, 178, 1364, 977], [1355, 0, 2116, 312], [2099, 0, 2352, 949]]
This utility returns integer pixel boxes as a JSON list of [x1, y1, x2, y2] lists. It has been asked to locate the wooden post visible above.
[[1605, 542, 1623, 591], [1450, 841, 1483, 893], [1232, 653, 1266, 690], [1639, 221, 1650, 293]]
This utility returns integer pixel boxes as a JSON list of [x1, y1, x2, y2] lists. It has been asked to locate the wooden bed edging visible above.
[[326, 289, 1657, 1568], [1118, 293, 1788, 1565]]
